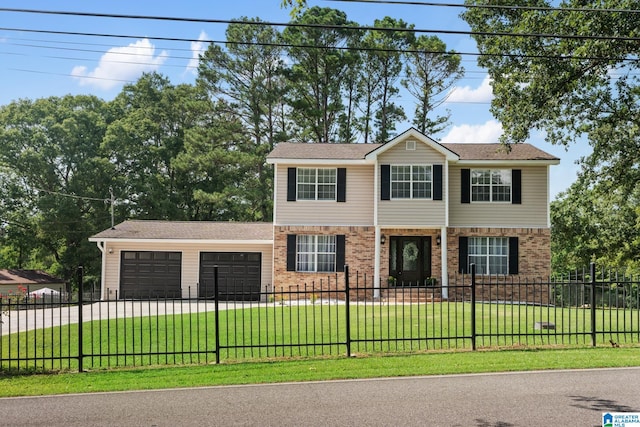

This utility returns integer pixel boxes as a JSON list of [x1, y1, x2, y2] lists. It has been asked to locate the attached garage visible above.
[[90, 220, 273, 300], [199, 252, 261, 301], [120, 251, 182, 298]]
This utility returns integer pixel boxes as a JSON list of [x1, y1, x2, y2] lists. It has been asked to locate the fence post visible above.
[[214, 265, 220, 364], [344, 265, 352, 357], [590, 262, 597, 347], [77, 266, 84, 372], [470, 263, 477, 351]]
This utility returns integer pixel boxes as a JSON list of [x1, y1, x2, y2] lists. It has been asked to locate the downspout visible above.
[[96, 240, 106, 301], [373, 160, 381, 299], [271, 164, 279, 297]]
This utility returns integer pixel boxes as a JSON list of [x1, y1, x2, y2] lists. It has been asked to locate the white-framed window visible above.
[[471, 169, 511, 202], [296, 235, 336, 272], [297, 168, 337, 200], [391, 165, 432, 199], [468, 237, 509, 275]]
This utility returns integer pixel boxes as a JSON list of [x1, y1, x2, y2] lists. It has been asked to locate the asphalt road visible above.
[[1, 368, 639, 426]]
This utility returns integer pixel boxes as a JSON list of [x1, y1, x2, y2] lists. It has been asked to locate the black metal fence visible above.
[[1, 264, 639, 372]]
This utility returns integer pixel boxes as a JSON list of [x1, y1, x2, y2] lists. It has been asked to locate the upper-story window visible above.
[[471, 169, 511, 202], [297, 168, 336, 200], [391, 165, 432, 199]]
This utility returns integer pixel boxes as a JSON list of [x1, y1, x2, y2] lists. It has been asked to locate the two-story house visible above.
[[267, 128, 559, 299], [90, 128, 559, 300]]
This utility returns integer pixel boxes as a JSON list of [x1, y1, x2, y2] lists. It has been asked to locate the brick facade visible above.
[[447, 227, 551, 279], [273, 225, 552, 302], [273, 225, 376, 292]]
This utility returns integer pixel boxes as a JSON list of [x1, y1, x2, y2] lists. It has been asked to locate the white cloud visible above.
[[186, 31, 209, 75], [446, 75, 494, 104], [440, 120, 503, 143], [71, 39, 168, 90]]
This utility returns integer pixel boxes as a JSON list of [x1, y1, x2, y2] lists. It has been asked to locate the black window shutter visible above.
[[336, 235, 346, 272], [512, 169, 522, 204], [337, 168, 347, 202], [458, 236, 468, 274], [381, 165, 391, 200], [461, 169, 470, 204], [509, 236, 519, 274], [433, 164, 443, 201], [286, 234, 297, 271], [287, 168, 297, 202]]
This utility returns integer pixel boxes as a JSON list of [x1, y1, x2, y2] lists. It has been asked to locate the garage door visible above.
[[199, 252, 261, 301], [120, 251, 182, 299]]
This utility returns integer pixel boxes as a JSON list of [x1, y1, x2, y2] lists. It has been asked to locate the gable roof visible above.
[[266, 128, 559, 164], [365, 128, 460, 161], [90, 220, 273, 242], [0, 270, 65, 286]]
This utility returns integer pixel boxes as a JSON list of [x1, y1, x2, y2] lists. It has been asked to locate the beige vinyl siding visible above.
[[377, 140, 447, 226], [102, 242, 273, 299], [449, 165, 549, 227], [275, 164, 374, 225]]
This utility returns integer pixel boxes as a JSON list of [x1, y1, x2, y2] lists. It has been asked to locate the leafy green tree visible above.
[[103, 73, 207, 220], [551, 177, 640, 272], [282, 7, 356, 143], [0, 95, 113, 287], [173, 99, 257, 221], [402, 35, 464, 135], [281, 0, 308, 17], [462, 0, 640, 192]]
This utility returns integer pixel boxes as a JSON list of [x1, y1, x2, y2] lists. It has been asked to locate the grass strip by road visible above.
[[0, 347, 637, 397]]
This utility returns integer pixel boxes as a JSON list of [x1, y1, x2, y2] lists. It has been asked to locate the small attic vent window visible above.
[[406, 140, 416, 150]]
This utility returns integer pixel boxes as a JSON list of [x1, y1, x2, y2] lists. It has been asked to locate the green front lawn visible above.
[[1, 302, 638, 371]]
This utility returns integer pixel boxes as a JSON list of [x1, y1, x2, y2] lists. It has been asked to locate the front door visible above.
[[389, 236, 432, 287]]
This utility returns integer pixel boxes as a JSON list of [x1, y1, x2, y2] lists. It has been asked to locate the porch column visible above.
[[440, 226, 448, 300], [374, 226, 381, 299]]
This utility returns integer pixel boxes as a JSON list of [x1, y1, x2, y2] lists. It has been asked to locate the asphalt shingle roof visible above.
[[267, 142, 559, 161], [0, 270, 65, 285], [443, 143, 559, 161], [267, 142, 381, 160], [91, 220, 273, 241]]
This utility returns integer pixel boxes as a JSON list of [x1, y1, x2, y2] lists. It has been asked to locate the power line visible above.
[[33, 187, 109, 202], [2, 26, 638, 63], [328, 0, 640, 14], [1, 8, 640, 41], [8, 68, 138, 84]]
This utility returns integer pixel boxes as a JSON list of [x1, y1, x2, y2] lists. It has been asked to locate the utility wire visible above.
[[1, 8, 640, 41], [1, 27, 638, 62], [328, 0, 640, 14], [33, 187, 109, 202]]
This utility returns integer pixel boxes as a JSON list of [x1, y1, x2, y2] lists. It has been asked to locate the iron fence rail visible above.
[[1, 264, 639, 372]]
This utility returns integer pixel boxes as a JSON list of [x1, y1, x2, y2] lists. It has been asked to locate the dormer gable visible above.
[[365, 128, 459, 162]]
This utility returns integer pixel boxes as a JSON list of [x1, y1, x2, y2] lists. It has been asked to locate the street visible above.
[[1, 367, 639, 426]]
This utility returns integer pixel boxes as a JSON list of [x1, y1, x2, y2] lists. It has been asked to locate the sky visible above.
[[0, 0, 585, 199]]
